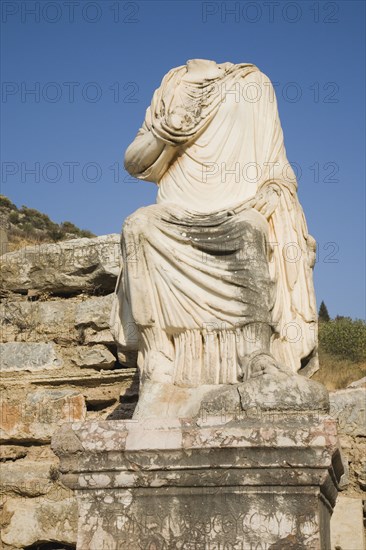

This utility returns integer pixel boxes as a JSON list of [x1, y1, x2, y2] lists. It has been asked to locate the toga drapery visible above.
[[110, 62, 318, 386]]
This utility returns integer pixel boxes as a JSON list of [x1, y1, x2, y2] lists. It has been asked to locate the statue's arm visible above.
[[245, 70, 296, 220], [124, 129, 165, 178]]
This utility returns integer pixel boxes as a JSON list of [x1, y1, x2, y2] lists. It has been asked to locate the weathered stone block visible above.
[[75, 293, 114, 329], [0, 342, 62, 371], [0, 234, 121, 295], [1, 496, 77, 549], [132, 375, 329, 420], [71, 345, 116, 369], [36, 300, 77, 342], [330, 496, 365, 550], [0, 445, 27, 462], [0, 294, 116, 345], [1, 390, 86, 443], [347, 376, 366, 389], [52, 414, 343, 549], [83, 327, 115, 345], [0, 299, 77, 343], [330, 387, 366, 436], [0, 461, 55, 497]]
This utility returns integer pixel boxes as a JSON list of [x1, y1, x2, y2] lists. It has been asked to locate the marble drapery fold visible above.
[[111, 60, 318, 383]]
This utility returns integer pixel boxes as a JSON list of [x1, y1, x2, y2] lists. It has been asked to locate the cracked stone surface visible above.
[[52, 414, 343, 549]]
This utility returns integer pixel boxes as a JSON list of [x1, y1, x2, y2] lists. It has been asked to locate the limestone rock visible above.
[[36, 300, 77, 342], [71, 345, 115, 370], [0, 461, 55, 497], [238, 373, 329, 412], [0, 342, 62, 372], [329, 388, 366, 494], [0, 390, 86, 443], [0, 299, 78, 344], [0, 445, 27, 462], [356, 462, 366, 490], [331, 496, 365, 550], [330, 388, 366, 436], [338, 448, 350, 490], [347, 376, 366, 388], [0, 234, 121, 295], [83, 327, 115, 345], [0, 294, 115, 345], [0, 300, 34, 342], [337, 432, 366, 493], [75, 293, 114, 329], [1, 496, 77, 548], [51, 423, 84, 456]]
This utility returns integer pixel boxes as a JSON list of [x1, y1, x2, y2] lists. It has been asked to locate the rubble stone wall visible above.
[[0, 235, 364, 549], [0, 236, 138, 550]]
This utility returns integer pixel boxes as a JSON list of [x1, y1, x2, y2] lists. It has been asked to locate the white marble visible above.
[[111, 59, 318, 405]]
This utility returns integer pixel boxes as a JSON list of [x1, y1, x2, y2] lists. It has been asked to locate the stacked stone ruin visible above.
[[0, 235, 365, 549], [0, 235, 138, 548]]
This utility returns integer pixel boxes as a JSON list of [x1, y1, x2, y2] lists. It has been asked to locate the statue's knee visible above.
[[123, 207, 151, 238], [238, 208, 268, 236]]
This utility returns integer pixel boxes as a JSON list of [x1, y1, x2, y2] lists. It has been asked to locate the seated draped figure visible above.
[[110, 59, 318, 415]]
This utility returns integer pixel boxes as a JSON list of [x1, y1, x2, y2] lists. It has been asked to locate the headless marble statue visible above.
[[110, 59, 319, 417]]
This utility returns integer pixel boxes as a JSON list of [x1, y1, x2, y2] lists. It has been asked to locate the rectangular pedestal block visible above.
[[52, 414, 343, 550]]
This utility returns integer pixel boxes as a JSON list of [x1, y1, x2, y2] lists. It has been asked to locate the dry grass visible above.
[[6, 235, 50, 252], [312, 350, 366, 390]]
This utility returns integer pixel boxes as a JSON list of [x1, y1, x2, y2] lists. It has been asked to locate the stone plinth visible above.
[[331, 496, 366, 550], [52, 412, 343, 550]]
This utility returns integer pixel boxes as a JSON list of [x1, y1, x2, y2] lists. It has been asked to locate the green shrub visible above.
[[319, 318, 366, 362], [8, 211, 19, 224], [60, 221, 94, 239], [0, 195, 17, 211], [20, 206, 57, 232]]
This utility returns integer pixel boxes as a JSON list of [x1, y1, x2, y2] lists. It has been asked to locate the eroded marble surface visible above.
[[53, 414, 342, 549]]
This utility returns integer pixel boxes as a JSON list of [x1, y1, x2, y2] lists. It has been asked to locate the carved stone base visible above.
[[52, 412, 343, 549], [132, 374, 329, 420]]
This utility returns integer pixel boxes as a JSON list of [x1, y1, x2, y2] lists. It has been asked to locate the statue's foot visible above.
[[140, 350, 174, 384], [246, 351, 288, 380]]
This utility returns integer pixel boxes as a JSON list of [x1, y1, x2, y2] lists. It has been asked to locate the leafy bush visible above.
[[319, 318, 366, 362]]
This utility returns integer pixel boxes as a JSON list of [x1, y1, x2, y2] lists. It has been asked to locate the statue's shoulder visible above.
[[233, 64, 274, 88]]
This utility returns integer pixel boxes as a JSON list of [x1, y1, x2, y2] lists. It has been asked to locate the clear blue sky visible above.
[[1, 0, 365, 319]]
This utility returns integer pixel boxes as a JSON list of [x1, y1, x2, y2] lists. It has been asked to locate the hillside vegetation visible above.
[[0, 195, 95, 252], [315, 316, 366, 390]]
